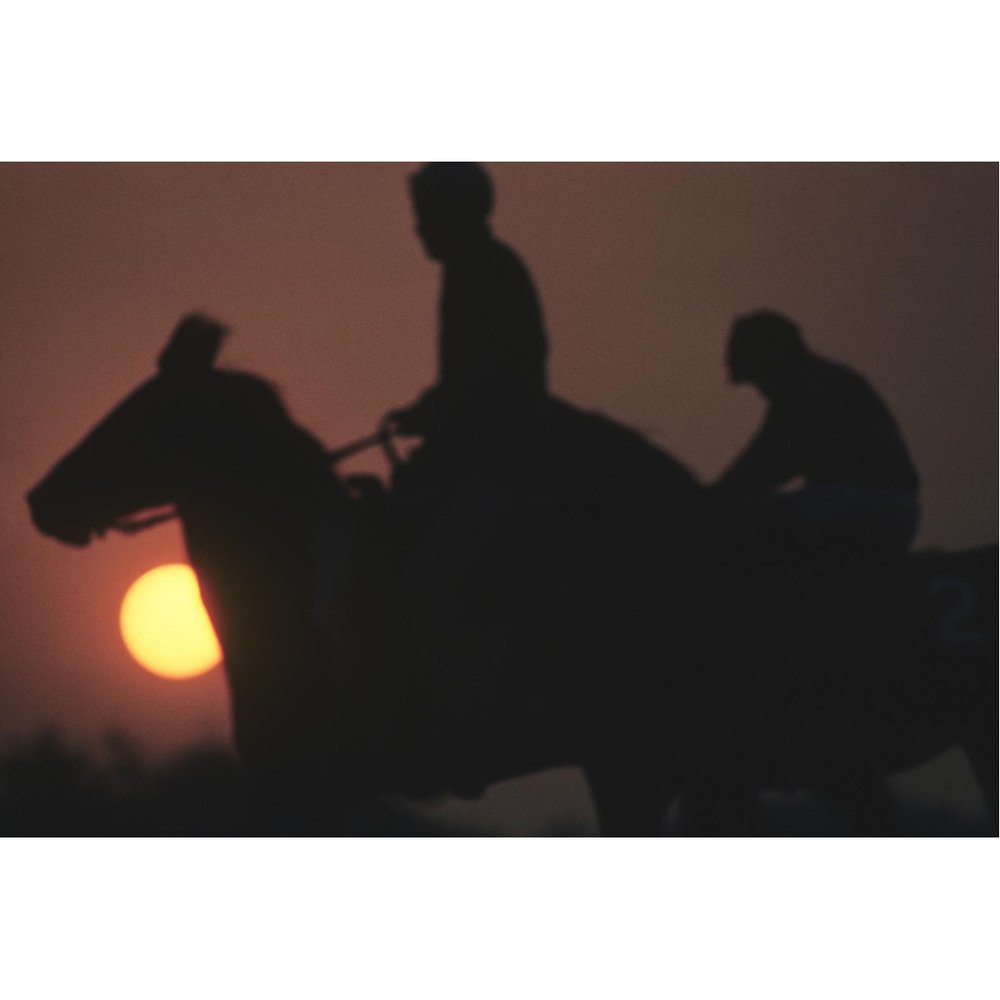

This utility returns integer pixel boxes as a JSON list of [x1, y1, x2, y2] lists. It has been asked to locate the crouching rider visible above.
[[712, 310, 920, 558]]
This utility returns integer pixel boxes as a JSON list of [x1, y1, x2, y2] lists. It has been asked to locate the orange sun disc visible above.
[[120, 564, 222, 679]]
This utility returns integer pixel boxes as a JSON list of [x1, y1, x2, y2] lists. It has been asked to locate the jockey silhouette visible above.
[[714, 310, 920, 553], [388, 163, 549, 499]]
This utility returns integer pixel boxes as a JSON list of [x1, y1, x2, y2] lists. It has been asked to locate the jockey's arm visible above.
[[386, 386, 443, 437], [714, 408, 797, 500]]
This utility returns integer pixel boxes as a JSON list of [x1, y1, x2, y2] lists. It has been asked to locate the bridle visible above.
[[107, 420, 402, 537]]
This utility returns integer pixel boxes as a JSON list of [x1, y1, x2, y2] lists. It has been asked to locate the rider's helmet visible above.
[[409, 163, 494, 260], [727, 310, 805, 390]]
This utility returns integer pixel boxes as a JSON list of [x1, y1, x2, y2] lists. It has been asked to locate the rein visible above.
[[109, 509, 179, 535], [326, 419, 401, 469]]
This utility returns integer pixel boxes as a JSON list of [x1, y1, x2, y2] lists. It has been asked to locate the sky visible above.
[[0, 163, 996, 790]]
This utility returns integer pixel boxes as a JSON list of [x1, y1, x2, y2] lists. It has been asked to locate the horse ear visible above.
[[158, 314, 228, 375]]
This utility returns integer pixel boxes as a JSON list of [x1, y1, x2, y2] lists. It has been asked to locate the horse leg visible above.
[[677, 782, 759, 836], [585, 763, 672, 837], [962, 724, 999, 829], [823, 776, 899, 835], [958, 645, 999, 829]]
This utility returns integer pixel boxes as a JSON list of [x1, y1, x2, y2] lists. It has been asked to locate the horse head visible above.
[[27, 314, 335, 548], [27, 316, 357, 803]]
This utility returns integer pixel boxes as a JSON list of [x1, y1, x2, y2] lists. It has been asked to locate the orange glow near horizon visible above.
[[119, 565, 222, 680]]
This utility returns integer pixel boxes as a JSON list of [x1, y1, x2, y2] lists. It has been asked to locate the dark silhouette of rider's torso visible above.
[[720, 353, 919, 494], [437, 230, 548, 437], [391, 164, 550, 499]]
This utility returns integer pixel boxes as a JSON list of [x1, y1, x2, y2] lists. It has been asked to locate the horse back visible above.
[[694, 542, 996, 784]]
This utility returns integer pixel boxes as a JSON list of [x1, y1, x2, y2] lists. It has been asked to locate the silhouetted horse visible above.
[[28, 319, 997, 834]]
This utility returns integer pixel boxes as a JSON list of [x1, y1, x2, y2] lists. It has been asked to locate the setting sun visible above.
[[120, 564, 222, 679]]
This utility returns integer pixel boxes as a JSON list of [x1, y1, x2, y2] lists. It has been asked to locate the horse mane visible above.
[[212, 367, 288, 417], [199, 368, 343, 505]]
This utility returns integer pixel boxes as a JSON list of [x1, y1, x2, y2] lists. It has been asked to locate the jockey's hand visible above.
[[385, 405, 422, 437], [386, 388, 440, 437]]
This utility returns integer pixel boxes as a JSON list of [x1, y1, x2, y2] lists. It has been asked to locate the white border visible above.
[[3, 2, 997, 160]]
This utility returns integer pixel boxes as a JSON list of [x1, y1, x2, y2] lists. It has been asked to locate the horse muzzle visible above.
[[27, 484, 94, 547]]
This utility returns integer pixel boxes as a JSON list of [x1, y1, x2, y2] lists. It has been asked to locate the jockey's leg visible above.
[[823, 775, 899, 835], [677, 781, 759, 836], [585, 761, 673, 837]]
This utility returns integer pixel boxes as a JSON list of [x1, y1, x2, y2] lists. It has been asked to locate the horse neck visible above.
[[177, 444, 338, 765]]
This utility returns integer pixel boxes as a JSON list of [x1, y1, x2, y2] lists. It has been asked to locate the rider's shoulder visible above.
[[470, 234, 532, 277], [799, 354, 876, 401]]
